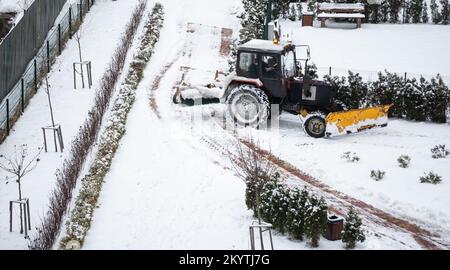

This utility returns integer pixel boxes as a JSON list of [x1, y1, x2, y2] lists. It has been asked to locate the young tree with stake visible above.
[[0, 145, 41, 234]]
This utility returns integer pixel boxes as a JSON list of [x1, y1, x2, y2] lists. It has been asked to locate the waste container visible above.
[[302, 12, 314, 27], [325, 215, 344, 241]]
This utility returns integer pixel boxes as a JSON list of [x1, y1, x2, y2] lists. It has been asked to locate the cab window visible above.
[[261, 55, 279, 78], [239, 52, 258, 78]]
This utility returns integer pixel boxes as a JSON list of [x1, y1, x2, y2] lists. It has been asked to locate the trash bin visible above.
[[302, 12, 314, 27], [325, 215, 344, 241]]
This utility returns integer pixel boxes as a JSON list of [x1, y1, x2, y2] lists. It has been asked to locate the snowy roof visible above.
[[0, 0, 22, 13], [318, 12, 365, 19], [318, 3, 365, 11], [239, 39, 286, 53]]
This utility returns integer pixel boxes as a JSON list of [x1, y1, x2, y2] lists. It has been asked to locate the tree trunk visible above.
[[18, 178, 23, 234]]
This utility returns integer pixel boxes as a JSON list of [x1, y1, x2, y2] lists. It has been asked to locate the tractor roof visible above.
[[238, 39, 287, 54]]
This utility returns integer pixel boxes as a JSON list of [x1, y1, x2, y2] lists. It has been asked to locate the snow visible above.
[[235, 115, 450, 242], [318, 3, 365, 11], [1, 0, 450, 250], [82, 0, 446, 250], [0, 0, 143, 250], [279, 21, 450, 83], [81, 0, 344, 250], [317, 13, 365, 19], [240, 39, 285, 53], [0, 0, 22, 13]]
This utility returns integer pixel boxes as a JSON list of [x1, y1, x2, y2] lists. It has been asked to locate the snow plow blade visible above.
[[172, 82, 222, 106], [325, 104, 393, 137], [172, 67, 226, 106]]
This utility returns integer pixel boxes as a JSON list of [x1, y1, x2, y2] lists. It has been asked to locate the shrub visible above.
[[370, 170, 386, 181], [304, 195, 328, 248], [420, 172, 443, 184], [285, 187, 310, 240], [341, 152, 360, 163], [259, 173, 289, 233], [431, 144, 449, 159], [342, 207, 365, 249], [397, 155, 411, 168]]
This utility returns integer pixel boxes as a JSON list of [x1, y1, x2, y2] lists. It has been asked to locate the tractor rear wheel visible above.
[[226, 84, 270, 127], [304, 115, 327, 138]]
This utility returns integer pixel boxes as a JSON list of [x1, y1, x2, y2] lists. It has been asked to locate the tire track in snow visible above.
[[149, 55, 181, 118]]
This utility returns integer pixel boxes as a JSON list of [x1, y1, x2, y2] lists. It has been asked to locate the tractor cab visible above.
[[235, 40, 335, 113]]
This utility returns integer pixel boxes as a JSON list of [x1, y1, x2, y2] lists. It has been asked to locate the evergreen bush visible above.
[[342, 207, 366, 249], [420, 172, 443, 184]]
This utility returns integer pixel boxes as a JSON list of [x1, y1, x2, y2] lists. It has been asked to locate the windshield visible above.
[[282, 50, 296, 78]]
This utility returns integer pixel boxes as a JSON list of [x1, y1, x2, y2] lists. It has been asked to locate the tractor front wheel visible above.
[[303, 115, 327, 138]]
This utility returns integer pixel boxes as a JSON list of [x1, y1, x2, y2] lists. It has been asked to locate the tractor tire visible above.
[[226, 84, 270, 127], [303, 114, 327, 138]]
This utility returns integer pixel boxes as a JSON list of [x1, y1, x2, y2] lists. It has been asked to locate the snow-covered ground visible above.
[[1, 0, 449, 250], [0, 0, 141, 250], [82, 0, 449, 250], [233, 115, 450, 236], [83, 0, 343, 250]]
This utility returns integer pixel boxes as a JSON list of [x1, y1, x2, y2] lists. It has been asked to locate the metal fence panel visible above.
[[0, 0, 93, 136], [0, 0, 67, 101]]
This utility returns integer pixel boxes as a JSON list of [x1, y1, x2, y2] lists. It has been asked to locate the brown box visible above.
[[302, 13, 314, 27], [325, 215, 344, 241]]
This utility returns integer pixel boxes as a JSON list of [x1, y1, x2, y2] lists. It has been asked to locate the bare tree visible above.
[[228, 138, 277, 247], [74, 26, 85, 88], [0, 145, 42, 233]]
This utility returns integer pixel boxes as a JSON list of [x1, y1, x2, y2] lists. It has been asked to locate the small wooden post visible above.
[[42, 128, 48, 152], [9, 201, 13, 232], [321, 18, 326, 28], [88, 61, 92, 88], [58, 126, 64, 152], [357, 18, 361, 28], [26, 199, 31, 230], [22, 203, 28, 237], [73, 63, 76, 89], [329, 66, 332, 76]]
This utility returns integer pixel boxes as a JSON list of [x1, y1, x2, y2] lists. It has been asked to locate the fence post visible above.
[[6, 99, 10, 136], [34, 59, 37, 93], [58, 24, 62, 55], [47, 40, 50, 73], [69, 6, 72, 39], [404, 72, 407, 82], [80, 0, 83, 22], [21, 78, 25, 113], [329, 66, 332, 76]]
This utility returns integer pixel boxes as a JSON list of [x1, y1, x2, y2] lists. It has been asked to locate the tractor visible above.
[[174, 39, 392, 138]]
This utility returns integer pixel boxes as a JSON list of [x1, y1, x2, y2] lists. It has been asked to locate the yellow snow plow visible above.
[[324, 104, 393, 137]]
